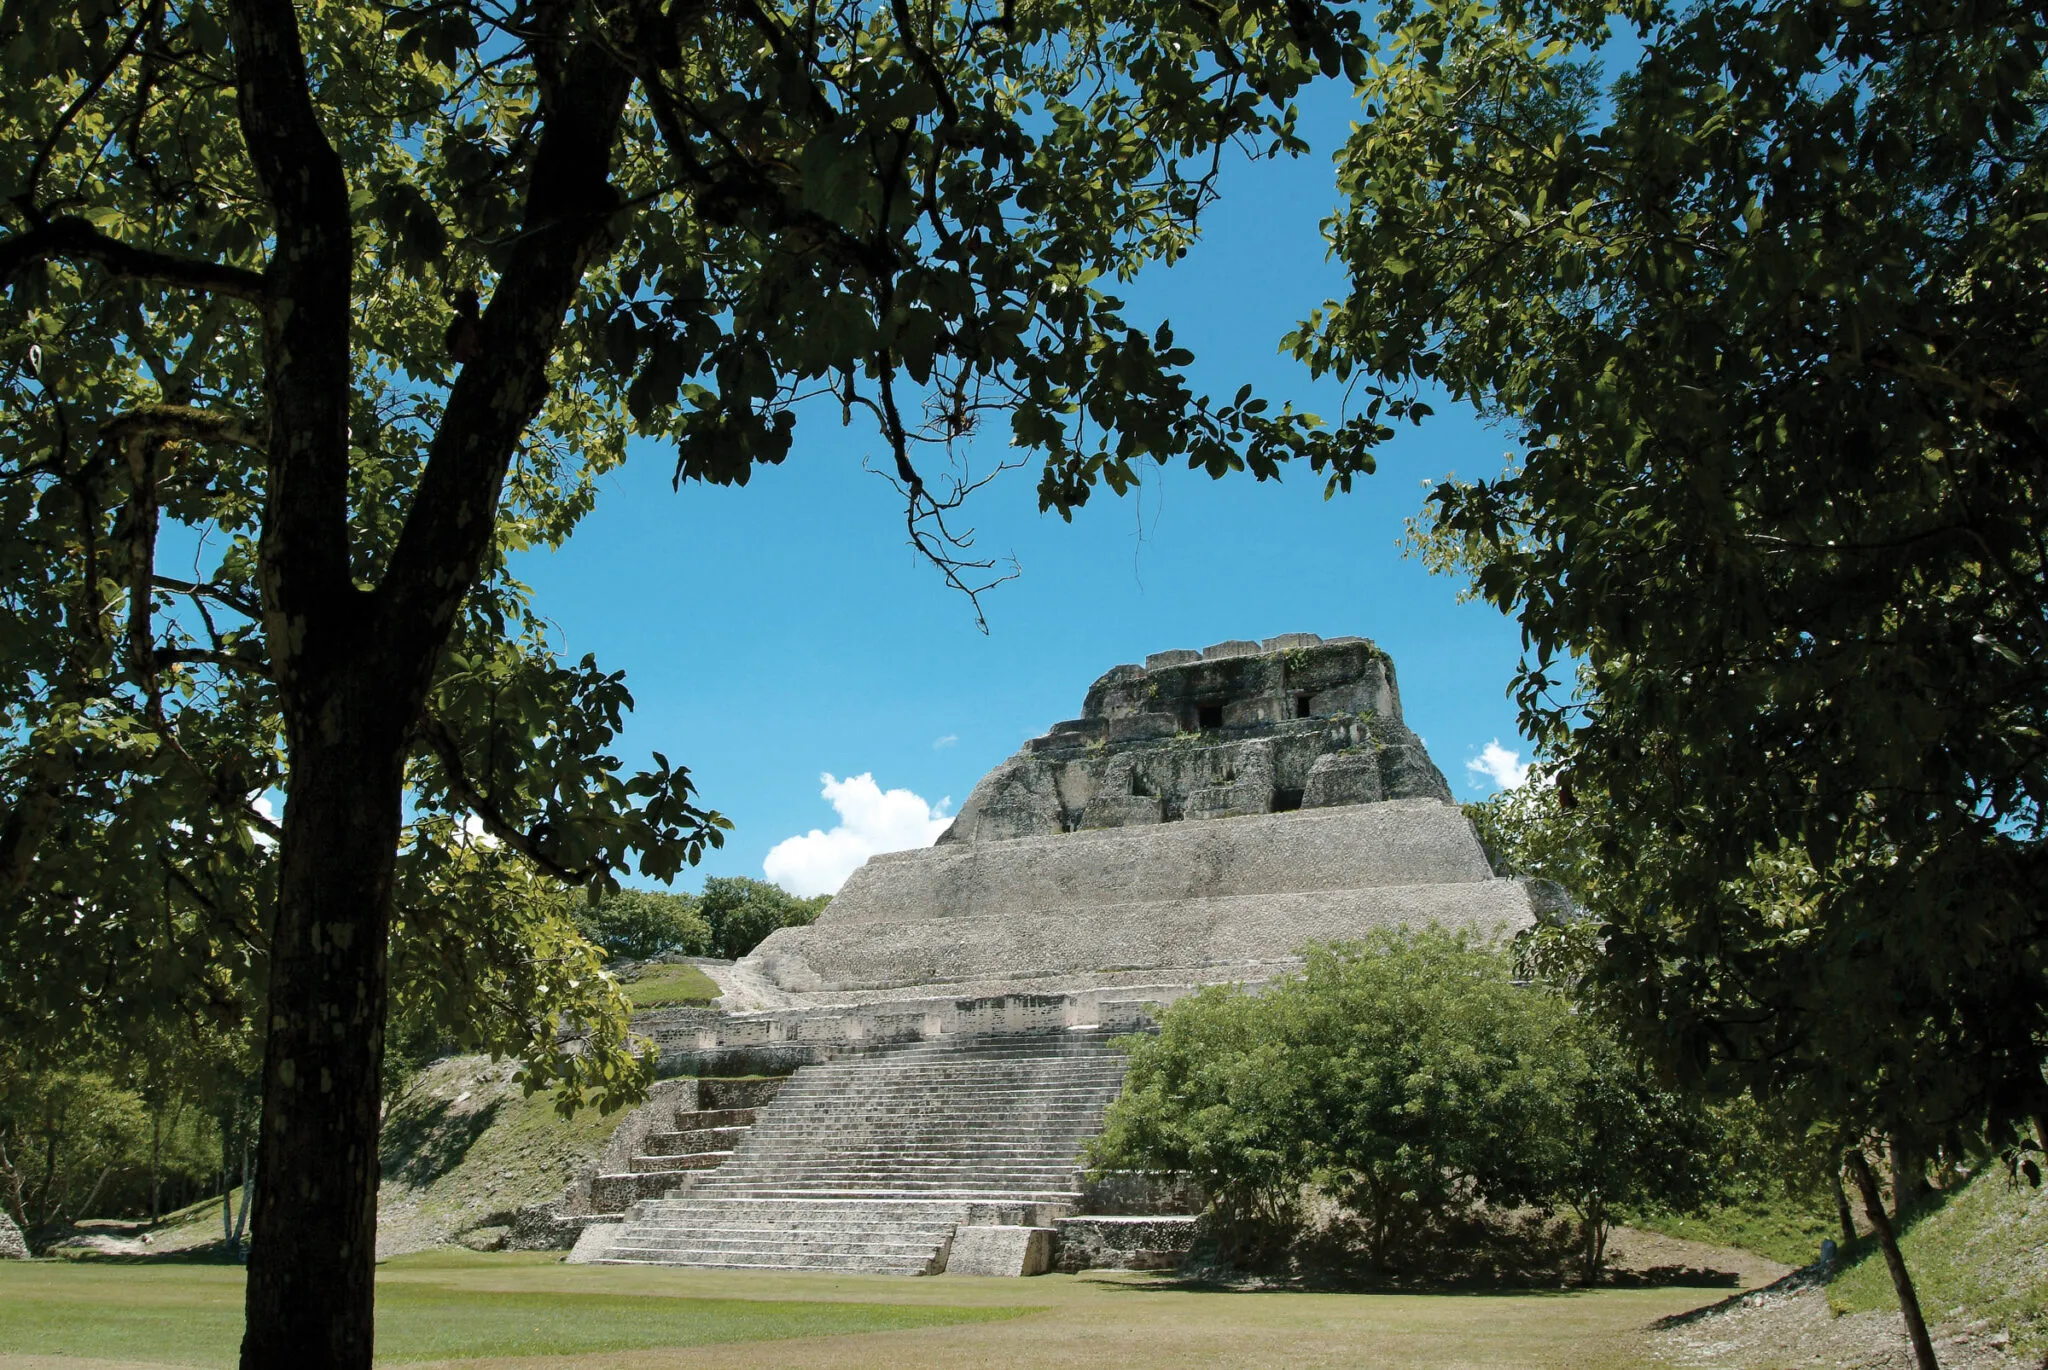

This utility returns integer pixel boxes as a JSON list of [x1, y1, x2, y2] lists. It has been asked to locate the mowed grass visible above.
[[0, 1252, 1024, 1366], [0, 1246, 1768, 1370], [622, 962, 721, 1008]]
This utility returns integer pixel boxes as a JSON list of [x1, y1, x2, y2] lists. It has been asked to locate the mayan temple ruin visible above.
[[564, 633, 1544, 1274]]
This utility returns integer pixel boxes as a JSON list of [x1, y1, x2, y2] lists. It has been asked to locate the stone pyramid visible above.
[[572, 634, 1545, 1271], [651, 634, 1540, 1076]]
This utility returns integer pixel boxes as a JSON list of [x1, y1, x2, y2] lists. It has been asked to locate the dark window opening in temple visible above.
[[1198, 704, 1224, 730], [1273, 788, 1304, 812], [1293, 693, 1313, 719]]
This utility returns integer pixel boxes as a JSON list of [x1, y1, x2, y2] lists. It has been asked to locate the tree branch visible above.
[[225, 0, 359, 648], [0, 215, 266, 300], [376, 40, 633, 671], [417, 710, 597, 884]]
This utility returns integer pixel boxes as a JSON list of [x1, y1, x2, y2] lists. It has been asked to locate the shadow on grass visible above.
[[1091, 1264, 1741, 1298]]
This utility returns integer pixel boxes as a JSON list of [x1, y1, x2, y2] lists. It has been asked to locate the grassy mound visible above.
[[1828, 1166, 2048, 1357], [1622, 1199, 1838, 1269], [623, 961, 721, 1008]]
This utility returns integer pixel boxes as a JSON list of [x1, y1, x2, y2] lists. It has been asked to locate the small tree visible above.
[[1089, 982, 1311, 1263], [1542, 1021, 1719, 1282], [698, 877, 827, 961], [571, 889, 710, 962]]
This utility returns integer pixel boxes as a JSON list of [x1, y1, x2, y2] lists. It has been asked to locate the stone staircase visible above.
[[585, 1081, 778, 1212], [590, 1029, 1128, 1272]]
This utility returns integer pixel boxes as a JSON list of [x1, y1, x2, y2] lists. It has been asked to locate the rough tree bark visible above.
[[217, 0, 633, 1363], [1847, 1146, 1940, 1370]]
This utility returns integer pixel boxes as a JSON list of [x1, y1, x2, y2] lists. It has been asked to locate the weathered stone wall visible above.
[[939, 634, 1452, 844], [823, 800, 1496, 926], [1052, 1215, 1202, 1272], [742, 800, 1526, 996], [0, 1210, 28, 1259]]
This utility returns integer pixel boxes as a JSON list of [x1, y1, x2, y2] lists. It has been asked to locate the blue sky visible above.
[[514, 81, 1535, 895]]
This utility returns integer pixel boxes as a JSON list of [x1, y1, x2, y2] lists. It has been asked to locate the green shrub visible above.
[[1091, 927, 1717, 1274]]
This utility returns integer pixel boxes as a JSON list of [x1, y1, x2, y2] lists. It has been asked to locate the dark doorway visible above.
[[1198, 704, 1224, 731], [1293, 693, 1313, 719]]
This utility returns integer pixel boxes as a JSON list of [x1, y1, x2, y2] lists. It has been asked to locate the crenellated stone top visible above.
[[937, 633, 1453, 844]]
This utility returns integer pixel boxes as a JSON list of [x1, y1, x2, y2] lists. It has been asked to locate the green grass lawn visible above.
[[0, 1246, 1774, 1370], [623, 962, 721, 1008], [0, 1252, 1025, 1366]]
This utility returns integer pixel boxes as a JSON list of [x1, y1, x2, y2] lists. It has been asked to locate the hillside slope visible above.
[[374, 1055, 625, 1258], [1655, 1166, 2046, 1368], [1829, 1165, 2048, 1360]]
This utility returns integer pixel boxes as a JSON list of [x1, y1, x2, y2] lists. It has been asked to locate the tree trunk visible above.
[[240, 724, 406, 1370], [1830, 1163, 1857, 1246], [149, 1109, 162, 1226], [1890, 1135, 1930, 1219], [1847, 1147, 1939, 1370]]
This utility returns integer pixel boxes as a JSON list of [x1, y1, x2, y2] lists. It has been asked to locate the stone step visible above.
[[689, 1188, 1083, 1205], [596, 1033, 1128, 1271], [630, 1151, 732, 1174], [602, 1250, 939, 1274], [643, 1126, 753, 1157], [670, 1107, 757, 1130]]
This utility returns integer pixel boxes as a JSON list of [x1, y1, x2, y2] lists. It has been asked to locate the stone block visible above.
[[697, 1077, 784, 1110], [1202, 639, 1261, 660], [1261, 633, 1322, 651], [1080, 792, 1163, 829], [945, 756, 1064, 842], [1107, 712, 1179, 743], [946, 1224, 1055, 1276], [1378, 738, 1454, 803], [1303, 752, 1383, 808], [564, 1219, 624, 1263], [0, 1211, 27, 1259], [1184, 780, 1272, 820], [1081, 1171, 1204, 1215], [1145, 649, 1202, 669], [1053, 1216, 1201, 1272]]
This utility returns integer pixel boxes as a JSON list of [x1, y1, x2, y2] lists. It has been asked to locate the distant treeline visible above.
[[568, 877, 830, 962]]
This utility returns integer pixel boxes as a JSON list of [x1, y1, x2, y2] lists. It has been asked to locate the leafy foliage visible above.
[[697, 877, 827, 961], [569, 889, 711, 962], [1090, 928, 1716, 1274], [1307, 0, 2048, 1160]]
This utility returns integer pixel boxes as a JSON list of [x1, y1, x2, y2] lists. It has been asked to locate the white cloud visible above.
[[763, 773, 952, 897], [932, 734, 959, 750], [1466, 740, 1531, 793]]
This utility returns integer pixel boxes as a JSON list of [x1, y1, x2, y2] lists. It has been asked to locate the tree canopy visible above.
[[0, 0, 1390, 1362], [1304, 0, 2048, 1159]]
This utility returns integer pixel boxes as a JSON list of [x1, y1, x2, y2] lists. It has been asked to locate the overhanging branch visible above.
[[0, 215, 266, 300], [418, 710, 598, 885]]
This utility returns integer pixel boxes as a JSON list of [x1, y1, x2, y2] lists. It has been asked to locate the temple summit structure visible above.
[[567, 633, 1544, 1273]]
